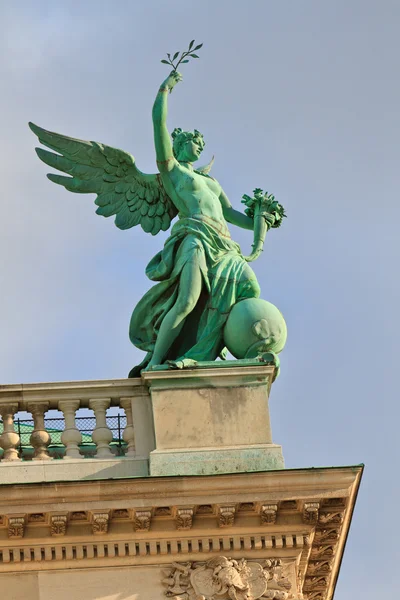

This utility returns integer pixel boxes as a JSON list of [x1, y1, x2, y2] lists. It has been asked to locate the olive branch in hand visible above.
[[161, 40, 203, 71]]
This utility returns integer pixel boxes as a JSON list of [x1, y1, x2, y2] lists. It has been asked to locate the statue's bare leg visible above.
[[146, 259, 203, 368]]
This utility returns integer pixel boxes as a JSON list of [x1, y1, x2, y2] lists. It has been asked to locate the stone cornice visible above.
[[0, 467, 361, 511], [0, 465, 363, 600]]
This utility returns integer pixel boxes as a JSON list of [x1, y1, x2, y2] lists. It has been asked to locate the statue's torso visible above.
[[163, 165, 230, 236]]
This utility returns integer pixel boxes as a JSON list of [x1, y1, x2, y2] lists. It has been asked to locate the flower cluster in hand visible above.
[[161, 40, 203, 72], [242, 189, 287, 228]]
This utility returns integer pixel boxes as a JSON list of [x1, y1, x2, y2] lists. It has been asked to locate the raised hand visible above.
[[160, 71, 182, 93]]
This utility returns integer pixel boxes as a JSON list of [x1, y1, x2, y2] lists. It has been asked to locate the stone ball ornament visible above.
[[224, 298, 287, 360]]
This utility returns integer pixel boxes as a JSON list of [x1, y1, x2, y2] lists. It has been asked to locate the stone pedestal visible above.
[[142, 360, 284, 476]]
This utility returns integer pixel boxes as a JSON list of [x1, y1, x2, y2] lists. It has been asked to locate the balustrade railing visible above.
[[0, 378, 147, 462]]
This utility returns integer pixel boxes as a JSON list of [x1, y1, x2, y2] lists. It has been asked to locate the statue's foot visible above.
[[166, 358, 198, 370]]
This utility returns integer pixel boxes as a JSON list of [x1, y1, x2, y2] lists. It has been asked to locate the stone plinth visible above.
[[142, 360, 284, 476]]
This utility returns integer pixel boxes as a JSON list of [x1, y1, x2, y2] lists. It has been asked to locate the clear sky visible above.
[[1, 1, 399, 596]]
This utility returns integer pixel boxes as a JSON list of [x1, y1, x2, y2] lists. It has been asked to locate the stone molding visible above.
[[0, 466, 362, 600]]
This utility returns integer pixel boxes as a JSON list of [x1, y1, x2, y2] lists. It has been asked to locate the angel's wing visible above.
[[196, 155, 214, 175], [29, 122, 178, 235]]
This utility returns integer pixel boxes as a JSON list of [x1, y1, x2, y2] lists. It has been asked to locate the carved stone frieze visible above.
[[176, 508, 194, 530], [303, 502, 320, 524], [134, 510, 152, 532], [8, 517, 25, 539], [218, 505, 236, 527], [50, 514, 68, 536], [162, 557, 293, 600], [91, 512, 110, 535], [261, 504, 278, 525]]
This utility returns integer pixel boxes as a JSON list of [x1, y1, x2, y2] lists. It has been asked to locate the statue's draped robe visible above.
[[129, 217, 259, 373]]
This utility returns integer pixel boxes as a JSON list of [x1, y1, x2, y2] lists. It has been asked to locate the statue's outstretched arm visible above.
[[219, 189, 254, 230], [152, 72, 182, 172]]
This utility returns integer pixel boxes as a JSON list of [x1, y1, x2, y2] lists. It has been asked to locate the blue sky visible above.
[[1, 1, 399, 596]]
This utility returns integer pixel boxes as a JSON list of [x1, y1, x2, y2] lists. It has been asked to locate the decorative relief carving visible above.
[[70, 511, 87, 521], [218, 506, 236, 527], [239, 502, 255, 512], [303, 502, 320, 524], [303, 575, 329, 593], [307, 593, 325, 600], [261, 504, 278, 525], [306, 561, 333, 576], [318, 511, 344, 525], [28, 513, 45, 522], [134, 510, 152, 532], [176, 508, 194, 530], [314, 528, 339, 543], [155, 506, 172, 516], [162, 557, 293, 600], [112, 509, 130, 519], [8, 517, 25, 539], [310, 545, 335, 560], [50, 515, 68, 536], [91, 512, 110, 534], [197, 504, 213, 514]]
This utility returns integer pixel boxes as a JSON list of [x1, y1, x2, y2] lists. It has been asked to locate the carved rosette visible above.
[[303, 502, 320, 524], [162, 557, 293, 600], [134, 510, 152, 532], [50, 515, 68, 536], [261, 504, 278, 525], [8, 517, 25, 539], [176, 508, 193, 530], [218, 505, 236, 527]]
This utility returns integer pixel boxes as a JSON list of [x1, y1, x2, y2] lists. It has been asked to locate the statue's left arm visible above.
[[219, 189, 254, 230]]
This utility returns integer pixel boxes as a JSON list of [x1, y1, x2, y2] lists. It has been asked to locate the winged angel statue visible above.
[[30, 68, 285, 376]]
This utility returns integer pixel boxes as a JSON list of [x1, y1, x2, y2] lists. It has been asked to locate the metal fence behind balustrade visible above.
[[0, 412, 127, 458]]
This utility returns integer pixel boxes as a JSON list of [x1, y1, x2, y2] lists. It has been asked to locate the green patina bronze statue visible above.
[[30, 42, 287, 376]]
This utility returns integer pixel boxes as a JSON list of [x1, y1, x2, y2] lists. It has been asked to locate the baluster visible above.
[[89, 398, 113, 458], [28, 402, 51, 460], [120, 397, 135, 457], [59, 400, 82, 459], [0, 403, 21, 461]]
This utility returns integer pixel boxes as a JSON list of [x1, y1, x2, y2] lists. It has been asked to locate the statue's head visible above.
[[172, 128, 205, 163]]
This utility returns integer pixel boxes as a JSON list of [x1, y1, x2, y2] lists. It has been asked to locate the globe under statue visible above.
[[29, 41, 287, 376]]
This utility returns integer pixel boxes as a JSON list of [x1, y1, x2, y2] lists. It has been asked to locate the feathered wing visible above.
[[29, 122, 178, 235]]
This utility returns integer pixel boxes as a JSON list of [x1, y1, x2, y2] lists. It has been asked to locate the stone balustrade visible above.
[[0, 379, 154, 476]]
